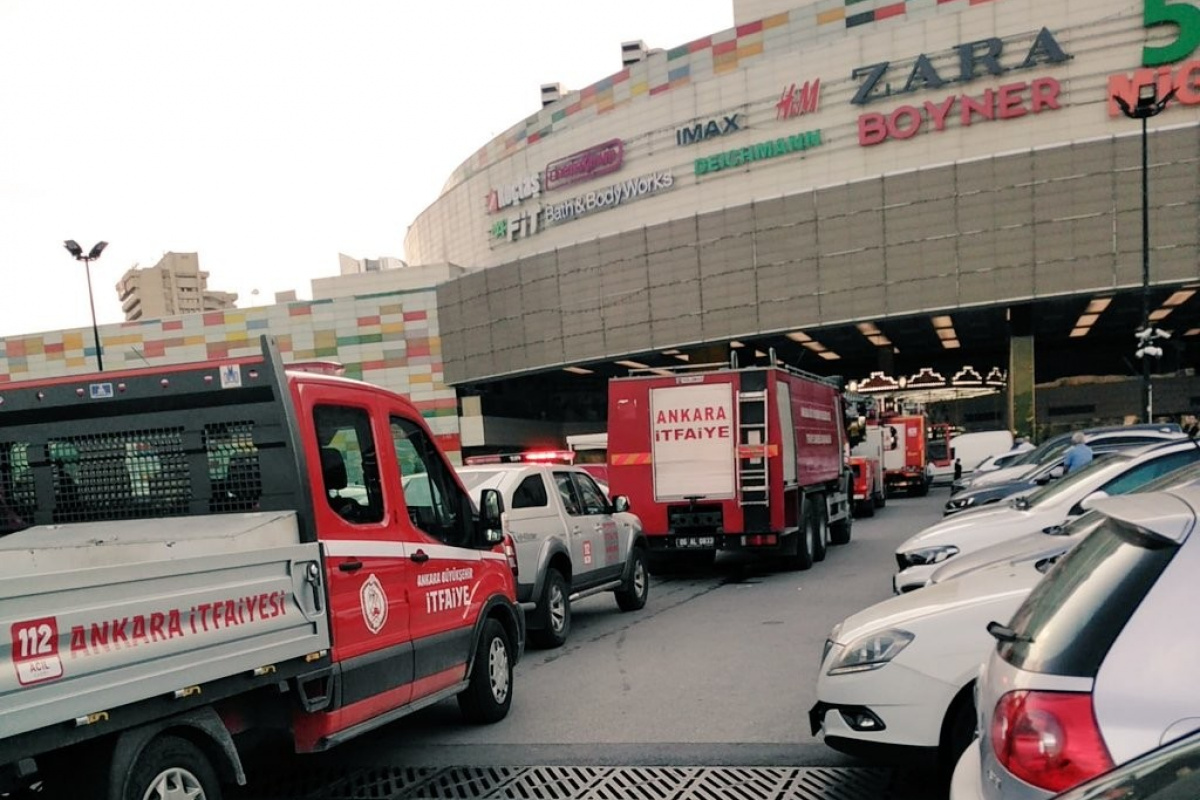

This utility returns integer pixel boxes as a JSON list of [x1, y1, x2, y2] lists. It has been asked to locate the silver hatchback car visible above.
[[951, 484, 1200, 800]]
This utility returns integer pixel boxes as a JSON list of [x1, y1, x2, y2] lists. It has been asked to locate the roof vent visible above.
[[541, 83, 563, 107], [621, 40, 648, 67]]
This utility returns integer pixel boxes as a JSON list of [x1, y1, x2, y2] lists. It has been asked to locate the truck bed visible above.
[[1, 511, 329, 741]]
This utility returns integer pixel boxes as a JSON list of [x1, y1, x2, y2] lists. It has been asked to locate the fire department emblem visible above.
[[360, 574, 388, 634]]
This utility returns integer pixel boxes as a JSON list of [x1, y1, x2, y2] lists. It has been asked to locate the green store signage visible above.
[[693, 130, 823, 176], [1142, 0, 1200, 66]]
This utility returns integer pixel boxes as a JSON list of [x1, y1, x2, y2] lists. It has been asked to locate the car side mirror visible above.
[[612, 495, 630, 514], [1079, 490, 1108, 512], [479, 488, 505, 543]]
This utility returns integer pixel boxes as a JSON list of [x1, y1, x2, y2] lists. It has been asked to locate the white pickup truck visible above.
[[0, 338, 522, 800], [457, 465, 649, 648]]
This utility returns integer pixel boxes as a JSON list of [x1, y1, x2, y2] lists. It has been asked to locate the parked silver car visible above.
[[951, 485, 1200, 799]]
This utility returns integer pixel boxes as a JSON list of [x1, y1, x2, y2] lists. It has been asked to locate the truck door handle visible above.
[[410, 550, 430, 564], [338, 560, 363, 573]]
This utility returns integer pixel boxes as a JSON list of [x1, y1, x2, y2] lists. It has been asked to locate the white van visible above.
[[949, 430, 1015, 478], [928, 430, 1015, 485]]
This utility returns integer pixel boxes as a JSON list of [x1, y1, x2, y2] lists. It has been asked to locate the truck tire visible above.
[[830, 487, 852, 547], [813, 495, 831, 561], [855, 498, 875, 518], [615, 546, 649, 611], [529, 568, 571, 648], [458, 618, 513, 724], [784, 498, 817, 571], [874, 490, 886, 509], [122, 734, 222, 800]]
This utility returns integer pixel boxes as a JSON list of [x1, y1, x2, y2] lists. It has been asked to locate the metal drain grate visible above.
[[235, 766, 905, 800]]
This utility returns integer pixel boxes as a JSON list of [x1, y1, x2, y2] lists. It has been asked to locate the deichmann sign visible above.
[[854, 28, 1072, 147], [544, 171, 675, 225], [676, 114, 743, 146], [850, 28, 1071, 106], [694, 130, 823, 176], [543, 139, 624, 191]]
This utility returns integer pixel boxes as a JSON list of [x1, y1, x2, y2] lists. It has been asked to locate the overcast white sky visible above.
[[0, 1, 733, 339]]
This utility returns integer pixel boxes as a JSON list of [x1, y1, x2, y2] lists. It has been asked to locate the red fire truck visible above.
[[606, 363, 853, 571], [881, 414, 931, 496]]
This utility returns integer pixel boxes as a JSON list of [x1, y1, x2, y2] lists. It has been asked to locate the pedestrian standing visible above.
[[1062, 432, 1093, 474]]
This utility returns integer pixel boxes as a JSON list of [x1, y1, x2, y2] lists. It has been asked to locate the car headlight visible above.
[[945, 497, 975, 511], [822, 622, 843, 666], [900, 545, 960, 566], [827, 628, 915, 675]]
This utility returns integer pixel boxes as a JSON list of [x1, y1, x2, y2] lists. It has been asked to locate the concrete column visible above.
[[1008, 305, 1037, 441]]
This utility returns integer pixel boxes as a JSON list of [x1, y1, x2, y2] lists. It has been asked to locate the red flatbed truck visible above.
[[606, 363, 853, 571]]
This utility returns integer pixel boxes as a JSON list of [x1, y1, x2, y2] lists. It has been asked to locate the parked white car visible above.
[[951, 486, 1200, 800], [457, 464, 648, 648], [893, 440, 1200, 593], [811, 555, 1057, 774]]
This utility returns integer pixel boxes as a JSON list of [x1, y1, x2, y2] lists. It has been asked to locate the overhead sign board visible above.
[[544, 139, 625, 191]]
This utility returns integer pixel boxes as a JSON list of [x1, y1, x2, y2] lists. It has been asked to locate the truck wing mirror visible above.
[[479, 488, 505, 543], [612, 495, 631, 514]]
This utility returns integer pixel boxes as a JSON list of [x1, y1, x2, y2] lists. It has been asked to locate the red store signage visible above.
[[544, 139, 624, 191]]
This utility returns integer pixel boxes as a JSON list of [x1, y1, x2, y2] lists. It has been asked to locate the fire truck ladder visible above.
[[737, 389, 770, 506]]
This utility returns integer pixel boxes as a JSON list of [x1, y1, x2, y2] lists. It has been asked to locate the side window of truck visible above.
[[390, 417, 471, 547], [512, 475, 549, 509], [572, 473, 608, 515], [554, 472, 583, 516], [313, 405, 384, 524]]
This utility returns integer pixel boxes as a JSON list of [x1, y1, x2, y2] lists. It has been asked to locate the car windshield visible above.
[[1009, 436, 1070, 468], [1017, 453, 1125, 508], [457, 470, 502, 492]]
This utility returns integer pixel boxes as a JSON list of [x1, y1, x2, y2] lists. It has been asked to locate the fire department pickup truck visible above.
[[607, 361, 853, 572], [458, 462, 649, 648], [0, 337, 523, 800]]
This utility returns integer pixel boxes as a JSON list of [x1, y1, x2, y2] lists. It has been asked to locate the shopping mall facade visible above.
[[407, 0, 1200, 445], [2, 0, 1199, 456]]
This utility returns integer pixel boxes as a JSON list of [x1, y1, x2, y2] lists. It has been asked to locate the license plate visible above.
[[676, 536, 715, 549]]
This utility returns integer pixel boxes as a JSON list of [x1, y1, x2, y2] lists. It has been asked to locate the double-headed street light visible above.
[[1113, 84, 1176, 422], [63, 239, 108, 371]]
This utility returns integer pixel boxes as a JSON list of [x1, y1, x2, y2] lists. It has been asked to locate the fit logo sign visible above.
[[776, 80, 820, 120], [1107, 0, 1200, 115]]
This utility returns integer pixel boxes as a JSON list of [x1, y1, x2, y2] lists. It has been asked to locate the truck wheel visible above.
[[615, 547, 649, 611], [857, 498, 875, 518], [458, 618, 513, 724], [529, 568, 571, 649], [123, 735, 222, 800], [785, 499, 816, 571], [813, 496, 831, 561], [830, 494, 852, 546], [874, 490, 886, 509]]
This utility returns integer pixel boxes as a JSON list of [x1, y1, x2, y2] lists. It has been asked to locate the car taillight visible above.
[[991, 690, 1114, 793], [503, 533, 518, 578]]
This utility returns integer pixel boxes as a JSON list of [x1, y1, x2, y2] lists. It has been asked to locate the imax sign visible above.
[[675, 114, 743, 146]]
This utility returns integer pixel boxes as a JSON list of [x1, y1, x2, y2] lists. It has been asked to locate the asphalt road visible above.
[[236, 489, 951, 798]]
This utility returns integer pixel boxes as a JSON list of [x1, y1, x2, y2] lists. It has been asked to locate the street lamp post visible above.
[[1114, 84, 1176, 423], [63, 240, 109, 371]]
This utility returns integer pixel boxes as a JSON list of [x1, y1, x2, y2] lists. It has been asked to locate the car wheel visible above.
[[457, 618, 513, 724], [122, 735, 222, 800], [529, 568, 571, 648], [615, 547, 649, 611], [940, 686, 977, 777]]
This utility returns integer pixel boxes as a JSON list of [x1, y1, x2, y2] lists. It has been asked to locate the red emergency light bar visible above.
[[464, 450, 576, 466]]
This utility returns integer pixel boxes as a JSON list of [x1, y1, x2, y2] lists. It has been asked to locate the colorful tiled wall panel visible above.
[[0, 289, 462, 461], [448, 0, 1002, 186]]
